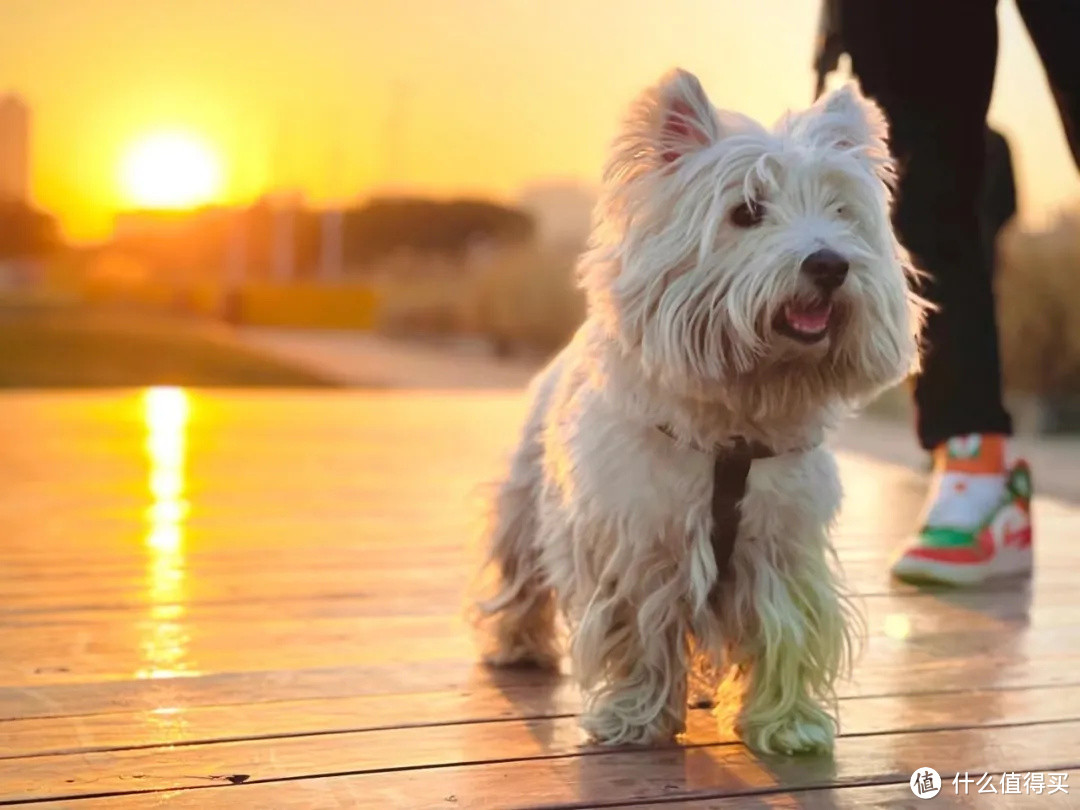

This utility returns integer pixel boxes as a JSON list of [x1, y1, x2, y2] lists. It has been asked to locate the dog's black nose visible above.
[[801, 249, 849, 291]]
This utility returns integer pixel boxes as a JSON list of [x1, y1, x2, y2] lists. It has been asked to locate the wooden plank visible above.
[[3, 586, 1074, 653], [5, 525, 1080, 615], [0, 661, 519, 720], [6, 565, 1077, 618], [23, 782, 1070, 810], [7, 620, 1080, 694], [4, 675, 1079, 765], [619, 775, 1080, 808], [7, 637, 1080, 722], [11, 722, 1080, 807], [6, 596, 1076, 681], [5, 584, 1072, 633], [5, 598, 1074, 700], [2, 576, 1073, 620], [2, 496, 1075, 562]]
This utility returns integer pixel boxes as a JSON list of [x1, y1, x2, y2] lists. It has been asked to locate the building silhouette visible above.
[[0, 94, 30, 203]]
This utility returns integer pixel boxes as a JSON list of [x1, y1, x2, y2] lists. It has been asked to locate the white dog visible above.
[[476, 69, 923, 755]]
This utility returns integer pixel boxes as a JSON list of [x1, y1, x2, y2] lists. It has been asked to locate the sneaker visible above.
[[892, 459, 1034, 586]]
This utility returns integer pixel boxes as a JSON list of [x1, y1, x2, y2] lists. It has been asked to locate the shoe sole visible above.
[[891, 546, 1033, 587]]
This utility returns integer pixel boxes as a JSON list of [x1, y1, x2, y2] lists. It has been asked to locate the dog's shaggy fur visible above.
[[476, 69, 924, 754]]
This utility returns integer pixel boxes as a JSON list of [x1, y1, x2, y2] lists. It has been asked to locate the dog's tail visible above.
[[468, 358, 565, 668], [469, 455, 561, 669], [473, 464, 542, 618]]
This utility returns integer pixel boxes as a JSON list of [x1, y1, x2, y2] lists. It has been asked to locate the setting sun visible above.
[[120, 132, 223, 209]]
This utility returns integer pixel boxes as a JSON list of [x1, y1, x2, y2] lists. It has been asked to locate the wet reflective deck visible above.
[[2, 390, 1079, 808]]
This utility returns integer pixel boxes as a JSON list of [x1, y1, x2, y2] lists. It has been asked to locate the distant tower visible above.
[[0, 94, 30, 202]]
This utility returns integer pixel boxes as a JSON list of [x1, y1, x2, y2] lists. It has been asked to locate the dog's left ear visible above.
[[811, 83, 889, 156]]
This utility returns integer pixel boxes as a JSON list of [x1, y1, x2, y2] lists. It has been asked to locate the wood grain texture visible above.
[[7, 695, 1080, 801], [4, 680, 1080, 762], [27, 780, 1079, 810], [13, 724, 1080, 807], [2, 391, 1078, 807]]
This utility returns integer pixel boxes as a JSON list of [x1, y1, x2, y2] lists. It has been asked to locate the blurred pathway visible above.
[[239, 327, 538, 389]]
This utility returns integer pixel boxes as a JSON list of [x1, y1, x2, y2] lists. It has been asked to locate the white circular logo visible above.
[[910, 767, 942, 799]]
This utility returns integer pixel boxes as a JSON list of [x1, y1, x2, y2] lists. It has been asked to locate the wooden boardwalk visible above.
[[2, 389, 1078, 808]]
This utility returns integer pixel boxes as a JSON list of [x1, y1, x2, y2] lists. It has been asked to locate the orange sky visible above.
[[2, 0, 1078, 242]]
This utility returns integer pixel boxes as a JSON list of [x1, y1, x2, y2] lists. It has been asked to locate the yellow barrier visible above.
[[60, 276, 379, 331], [237, 283, 378, 330]]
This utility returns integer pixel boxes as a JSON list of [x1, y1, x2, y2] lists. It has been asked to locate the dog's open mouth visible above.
[[775, 300, 833, 344]]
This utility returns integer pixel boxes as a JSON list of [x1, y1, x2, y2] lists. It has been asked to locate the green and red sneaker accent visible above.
[[892, 462, 1033, 586]]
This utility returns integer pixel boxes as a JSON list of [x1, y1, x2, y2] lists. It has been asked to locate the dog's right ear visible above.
[[616, 68, 723, 167], [653, 69, 722, 163]]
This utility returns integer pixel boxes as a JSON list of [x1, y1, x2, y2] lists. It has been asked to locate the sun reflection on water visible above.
[[137, 387, 196, 680]]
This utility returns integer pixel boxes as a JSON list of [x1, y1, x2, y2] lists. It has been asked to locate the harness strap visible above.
[[709, 437, 776, 582], [656, 425, 793, 587]]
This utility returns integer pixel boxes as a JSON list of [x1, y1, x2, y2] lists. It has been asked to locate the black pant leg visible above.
[[1016, 0, 1080, 171], [839, 0, 1010, 449]]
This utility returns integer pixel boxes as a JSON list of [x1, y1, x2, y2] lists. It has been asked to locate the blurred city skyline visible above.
[[2, 0, 1079, 242]]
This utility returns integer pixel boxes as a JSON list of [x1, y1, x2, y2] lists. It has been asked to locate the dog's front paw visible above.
[[581, 699, 683, 746], [741, 707, 835, 755], [482, 641, 560, 671]]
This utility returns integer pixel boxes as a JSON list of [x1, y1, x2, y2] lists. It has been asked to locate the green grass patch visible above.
[[0, 304, 338, 388]]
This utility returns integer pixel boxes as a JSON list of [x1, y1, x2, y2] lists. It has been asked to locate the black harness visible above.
[[657, 426, 785, 583]]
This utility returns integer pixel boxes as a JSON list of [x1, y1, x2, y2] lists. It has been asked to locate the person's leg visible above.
[[840, 0, 1009, 449], [840, 1, 1033, 585], [981, 128, 1018, 281], [1014, 1, 1080, 436], [1016, 0, 1080, 171]]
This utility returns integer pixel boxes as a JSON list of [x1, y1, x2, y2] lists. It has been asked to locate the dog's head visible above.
[[580, 68, 925, 406]]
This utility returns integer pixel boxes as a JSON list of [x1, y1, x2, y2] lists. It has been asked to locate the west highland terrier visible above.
[[476, 69, 924, 754]]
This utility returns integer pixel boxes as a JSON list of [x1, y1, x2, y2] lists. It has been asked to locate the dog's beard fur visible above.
[[475, 69, 925, 754]]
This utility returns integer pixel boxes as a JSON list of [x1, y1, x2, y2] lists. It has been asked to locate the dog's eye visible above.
[[730, 200, 765, 228]]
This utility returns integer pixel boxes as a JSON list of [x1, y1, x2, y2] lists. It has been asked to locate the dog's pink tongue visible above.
[[785, 302, 831, 334]]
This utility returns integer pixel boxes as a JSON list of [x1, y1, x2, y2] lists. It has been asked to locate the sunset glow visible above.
[[2, 0, 1077, 240], [120, 132, 223, 209]]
